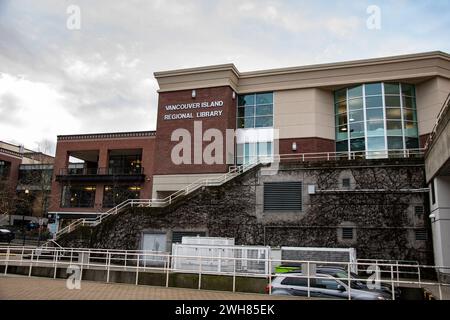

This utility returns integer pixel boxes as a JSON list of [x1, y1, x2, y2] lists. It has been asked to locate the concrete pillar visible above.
[[95, 147, 109, 210], [430, 176, 450, 275]]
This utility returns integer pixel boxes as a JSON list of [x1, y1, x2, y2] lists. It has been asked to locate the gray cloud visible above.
[[0, 0, 449, 153], [0, 93, 24, 124]]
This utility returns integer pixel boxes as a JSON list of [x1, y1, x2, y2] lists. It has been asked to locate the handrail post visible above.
[[53, 250, 58, 279], [28, 249, 34, 277], [268, 256, 272, 295], [232, 257, 236, 293], [4, 247, 10, 275], [80, 249, 84, 282], [417, 266, 421, 288], [390, 265, 395, 300], [106, 252, 111, 283], [396, 261, 399, 283], [307, 261, 310, 298], [166, 254, 170, 288], [348, 262, 351, 300], [136, 254, 140, 285], [198, 255, 202, 290]]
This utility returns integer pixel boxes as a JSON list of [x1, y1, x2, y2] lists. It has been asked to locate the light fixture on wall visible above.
[[191, 89, 196, 98], [429, 213, 436, 221], [232, 91, 236, 100], [292, 142, 297, 152]]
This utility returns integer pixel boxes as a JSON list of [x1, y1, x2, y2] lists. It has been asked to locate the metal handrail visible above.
[[278, 148, 425, 162], [1, 245, 450, 300], [58, 167, 145, 176]]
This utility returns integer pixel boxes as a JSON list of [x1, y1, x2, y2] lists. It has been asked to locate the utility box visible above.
[[181, 236, 235, 246], [280, 247, 357, 273], [171, 237, 270, 275]]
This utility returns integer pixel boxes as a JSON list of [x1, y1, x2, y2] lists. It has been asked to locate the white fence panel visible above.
[[172, 244, 270, 275]]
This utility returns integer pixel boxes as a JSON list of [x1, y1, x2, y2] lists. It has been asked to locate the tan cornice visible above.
[[154, 51, 450, 93], [154, 63, 240, 78], [239, 51, 449, 77]]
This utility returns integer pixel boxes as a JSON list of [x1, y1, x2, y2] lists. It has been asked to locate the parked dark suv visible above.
[[0, 228, 15, 243]]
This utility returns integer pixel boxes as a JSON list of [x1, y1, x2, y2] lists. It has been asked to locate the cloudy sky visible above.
[[0, 0, 449, 155]]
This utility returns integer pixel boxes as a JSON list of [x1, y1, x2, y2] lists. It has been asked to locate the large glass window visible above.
[[237, 92, 273, 129], [103, 185, 141, 207], [334, 82, 419, 157], [108, 152, 142, 175], [236, 142, 272, 165], [0, 161, 11, 180], [61, 185, 96, 208]]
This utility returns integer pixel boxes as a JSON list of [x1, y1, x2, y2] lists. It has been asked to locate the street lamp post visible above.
[[23, 189, 29, 246]]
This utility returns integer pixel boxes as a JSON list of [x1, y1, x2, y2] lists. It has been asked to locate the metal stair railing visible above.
[[48, 160, 262, 243]]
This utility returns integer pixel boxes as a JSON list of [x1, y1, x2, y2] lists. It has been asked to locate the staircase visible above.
[[44, 160, 263, 246]]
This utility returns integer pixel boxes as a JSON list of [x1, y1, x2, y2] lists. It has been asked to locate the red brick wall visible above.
[[154, 86, 236, 175], [49, 137, 155, 212], [0, 153, 22, 191], [278, 137, 335, 157]]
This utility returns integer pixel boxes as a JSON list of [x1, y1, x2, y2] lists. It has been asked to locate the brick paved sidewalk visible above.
[[0, 275, 305, 300]]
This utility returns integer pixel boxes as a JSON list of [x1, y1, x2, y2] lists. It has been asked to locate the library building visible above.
[[45, 51, 450, 273]]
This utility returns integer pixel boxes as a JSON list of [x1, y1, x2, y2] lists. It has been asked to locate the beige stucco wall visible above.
[[156, 52, 450, 94], [152, 173, 226, 198], [416, 76, 450, 136], [274, 88, 334, 140]]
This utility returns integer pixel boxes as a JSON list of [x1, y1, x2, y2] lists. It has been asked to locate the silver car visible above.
[[270, 272, 390, 300]]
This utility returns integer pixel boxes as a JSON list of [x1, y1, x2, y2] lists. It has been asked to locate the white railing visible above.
[[425, 92, 450, 150], [50, 160, 263, 243], [277, 148, 425, 162], [1, 245, 449, 300]]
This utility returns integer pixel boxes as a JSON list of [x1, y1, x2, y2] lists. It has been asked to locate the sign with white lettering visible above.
[[163, 100, 224, 121]]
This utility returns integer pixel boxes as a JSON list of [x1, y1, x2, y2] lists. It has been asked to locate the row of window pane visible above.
[[336, 96, 416, 114], [337, 137, 419, 152], [335, 83, 415, 102], [336, 108, 417, 126], [237, 116, 273, 128], [238, 93, 273, 106], [237, 104, 273, 117], [337, 121, 418, 140], [236, 142, 272, 164]]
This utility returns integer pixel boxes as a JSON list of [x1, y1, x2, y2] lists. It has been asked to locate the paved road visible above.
[[0, 275, 305, 300]]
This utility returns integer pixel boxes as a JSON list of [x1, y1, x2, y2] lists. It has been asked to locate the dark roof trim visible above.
[[0, 147, 23, 159], [57, 131, 156, 141]]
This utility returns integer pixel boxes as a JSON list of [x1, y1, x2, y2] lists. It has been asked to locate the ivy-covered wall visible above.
[[59, 158, 433, 264]]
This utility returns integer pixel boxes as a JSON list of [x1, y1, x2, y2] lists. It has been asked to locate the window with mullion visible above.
[[334, 82, 419, 156], [237, 93, 273, 129]]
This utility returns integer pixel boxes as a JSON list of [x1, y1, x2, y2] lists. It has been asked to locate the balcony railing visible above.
[[59, 167, 144, 176]]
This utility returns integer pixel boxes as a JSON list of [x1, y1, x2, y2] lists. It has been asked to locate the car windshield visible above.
[[334, 271, 365, 289]]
